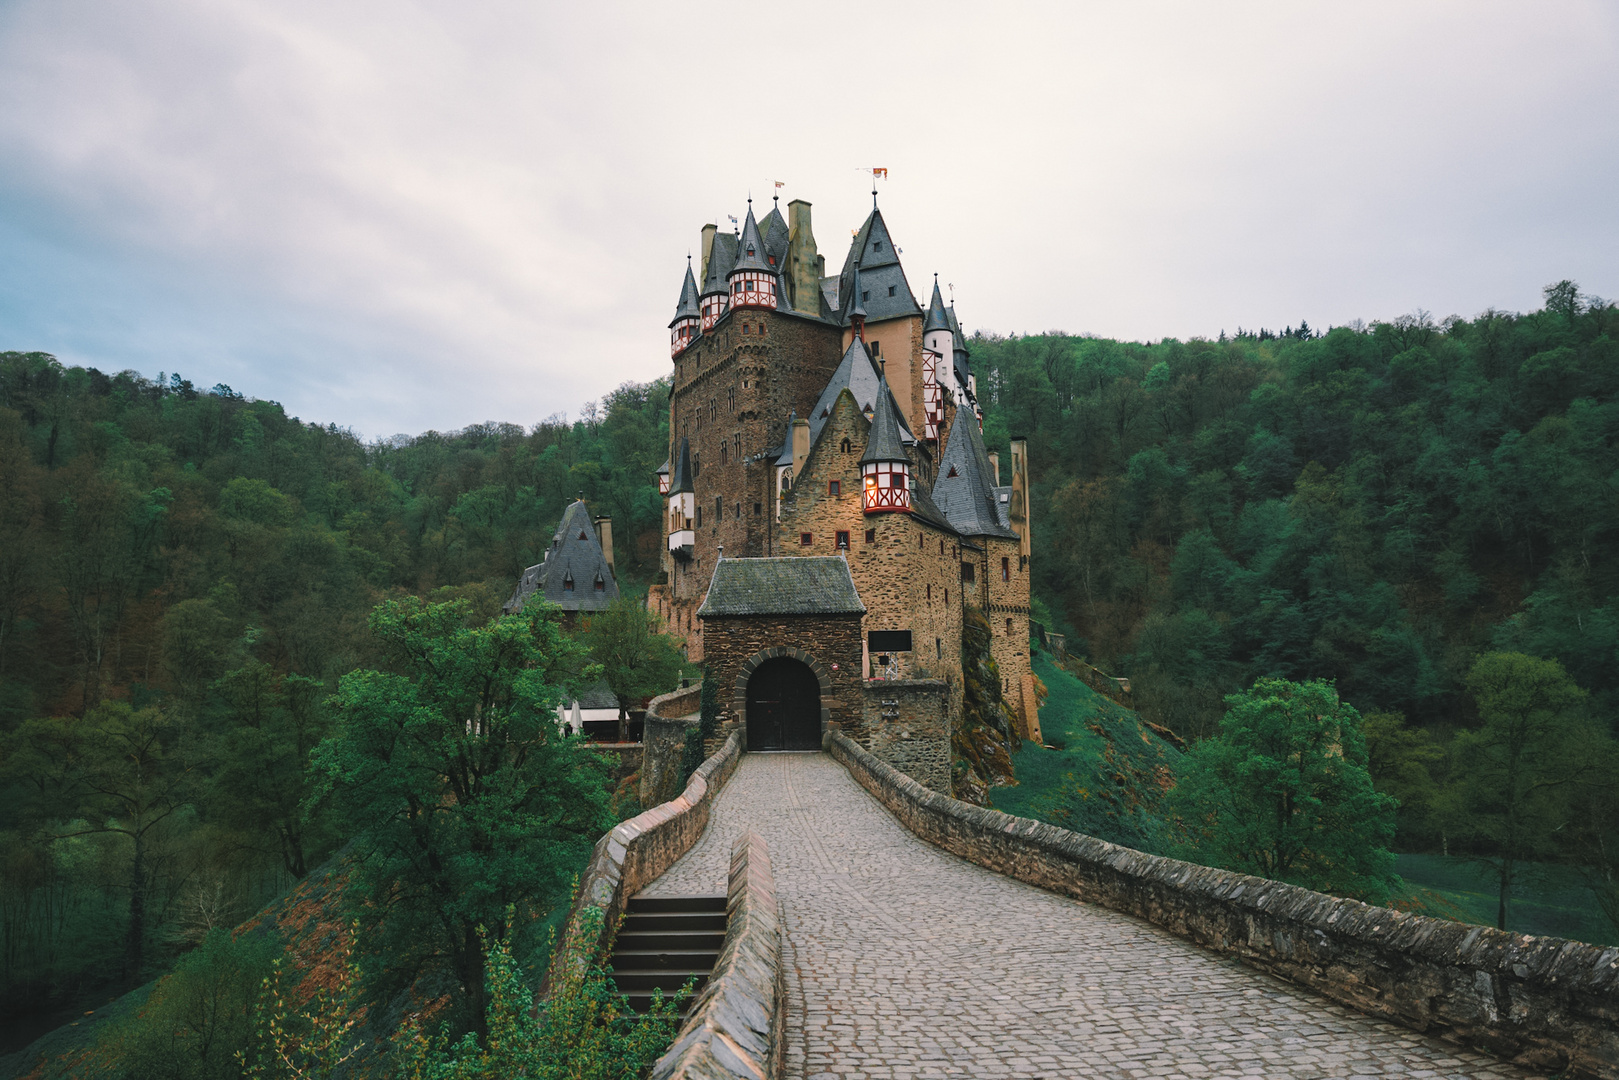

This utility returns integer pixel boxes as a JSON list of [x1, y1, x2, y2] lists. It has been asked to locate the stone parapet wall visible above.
[[550, 730, 742, 986], [828, 732, 1619, 1079], [639, 683, 704, 807], [651, 830, 785, 1080], [860, 678, 953, 793]]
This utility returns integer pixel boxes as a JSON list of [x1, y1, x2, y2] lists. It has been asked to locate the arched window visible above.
[[840, 438, 851, 453]]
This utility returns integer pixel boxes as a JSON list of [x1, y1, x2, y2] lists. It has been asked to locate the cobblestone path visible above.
[[641, 752, 1537, 1080]]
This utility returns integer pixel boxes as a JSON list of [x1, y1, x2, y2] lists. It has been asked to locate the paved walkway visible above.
[[641, 752, 1537, 1080]]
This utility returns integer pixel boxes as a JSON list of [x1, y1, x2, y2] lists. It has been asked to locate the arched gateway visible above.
[[745, 657, 822, 751]]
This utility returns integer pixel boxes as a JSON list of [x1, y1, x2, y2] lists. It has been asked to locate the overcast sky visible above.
[[1, 1, 1615, 439]]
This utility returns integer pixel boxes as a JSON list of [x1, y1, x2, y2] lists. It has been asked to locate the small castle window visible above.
[[800, 532, 813, 546], [888, 286, 896, 297], [1002, 557, 1010, 581], [841, 438, 851, 453], [760, 323, 767, 334], [596, 575, 606, 592], [829, 480, 840, 496], [836, 531, 850, 549], [927, 584, 932, 601], [1006, 617, 1014, 635], [946, 465, 959, 478], [742, 324, 749, 334], [936, 638, 942, 659], [754, 501, 762, 516], [563, 574, 574, 593], [874, 241, 883, 251], [579, 531, 587, 540], [890, 473, 904, 488], [961, 562, 975, 583], [865, 529, 875, 544], [862, 290, 870, 301]]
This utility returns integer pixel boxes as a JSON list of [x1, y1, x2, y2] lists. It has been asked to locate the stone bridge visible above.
[[639, 750, 1570, 1080]]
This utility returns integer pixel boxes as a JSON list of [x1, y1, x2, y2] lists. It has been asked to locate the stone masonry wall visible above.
[[777, 389, 964, 687], [862, 679, 953, 793], [639, 682, 703, 808], [701, 612, 864, 743], [829, 732, 1619, 1079], [550, 731, 743, 989]]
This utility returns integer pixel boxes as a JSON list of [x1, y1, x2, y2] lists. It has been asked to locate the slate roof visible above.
[[933, 406, 1017, 539], [994, 485, 1013, 529], [701, 232, 738, 296], [670, 437, 694, 495], [698, 557, 866, 617], [504, 500, 621, 613], [837, 208, 920, 325], [803, 338, 916, 449], [948, 304, 972, 391], [923, 276, 951, 333], [730, 206, 773, 275], [860, 376, 909, 464], [762, 202, 791, 270], [572, 678, 619, 711], [669, 259, 702, 327]]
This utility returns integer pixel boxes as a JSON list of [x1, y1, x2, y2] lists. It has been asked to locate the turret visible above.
[[860, 378, 912, 514], [921, 275, 953, 440], [669, 257, 702, 358], [699, 229, 737, 330], [727, 204, 778, 311], [667, 438, 695, 556], [847, 264, 867, 341], [655, 457, 670, 496]]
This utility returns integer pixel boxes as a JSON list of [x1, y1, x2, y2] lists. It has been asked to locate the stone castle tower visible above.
[[648, 192, 1035, 792]]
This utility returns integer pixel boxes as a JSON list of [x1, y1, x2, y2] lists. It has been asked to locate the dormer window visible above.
[[888, 286, 896, 297], [594, 574, 606, 592], [874, 241, 883, 251], [862, 290, 870, 301], [563, 573, 575, 593]]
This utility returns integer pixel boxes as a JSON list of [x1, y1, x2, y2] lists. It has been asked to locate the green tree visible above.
[[311, 597, 614, 1037], [1167, 678, 1398, 902], [584, 596, 685, 740], [1361, 711, 1444, 848], [4, 701, 192, 978], [1451, 652, 1596, 930]]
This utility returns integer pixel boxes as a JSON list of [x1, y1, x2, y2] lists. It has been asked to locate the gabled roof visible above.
[[860, 376, 909, 464], [698, 557, 866, 617], [933, 406, 1017, 539], [804, 338, 916, 450], [923, 276, 950, 333], [837, 207, 919, 325], [762, 202, 790, 270], [669, 259, 702, 327], [670, 437, 694, 495], [701, 232, 738, 296], [504, 500, 621, 613], [729, 206, 773, 275]]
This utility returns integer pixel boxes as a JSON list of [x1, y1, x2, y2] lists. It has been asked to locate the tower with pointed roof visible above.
[[669, 258, 702, 358], [646, 188, 1035, 795]]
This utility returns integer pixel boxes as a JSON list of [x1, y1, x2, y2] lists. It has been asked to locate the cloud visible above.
[[0, 0, 1615, 436]]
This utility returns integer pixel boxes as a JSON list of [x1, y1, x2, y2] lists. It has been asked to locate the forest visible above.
[[1, 278, 1616, 1072]]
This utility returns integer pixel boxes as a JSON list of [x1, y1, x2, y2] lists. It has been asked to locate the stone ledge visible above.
[[549, 729, 743, 987], [829, 731, 1619, 1079], [651, 830, 785, 1080]]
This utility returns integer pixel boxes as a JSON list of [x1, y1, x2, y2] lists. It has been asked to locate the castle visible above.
[[647, 191, 1035, 793]]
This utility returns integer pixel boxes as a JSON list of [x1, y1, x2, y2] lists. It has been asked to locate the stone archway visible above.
[[735, 647, 831, 751]]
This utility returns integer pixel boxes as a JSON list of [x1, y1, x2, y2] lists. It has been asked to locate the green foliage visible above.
[[398, 910, 683, 1080], [583, 596, 685, 739], [1166, 677, 1399, 903], [239, 926, 366, 1080], [312, 596, 615, 1037], [952, 607, 1020, 805], [993, 648, 1177, 852], [1450, 652, 1600, 930], [99, 927, 281, 1080], [1361, 711, 1444, 849]]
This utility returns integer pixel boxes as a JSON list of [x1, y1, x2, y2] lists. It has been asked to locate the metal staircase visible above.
[[608, 895, 726, 1014]]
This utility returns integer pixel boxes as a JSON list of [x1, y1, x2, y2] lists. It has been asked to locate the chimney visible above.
[[791, 416, 811, 487], [594, 516, 615, 576], [787, 200, 818, 315], [987, 450, 1000, 485], [1009, 437, 1031, 560], [699, 223, 717, 283]]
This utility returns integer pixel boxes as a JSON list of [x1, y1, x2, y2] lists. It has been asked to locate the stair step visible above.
[[614, 930, 725, 952], [612, 970, 711, 994], [627, 895, 727, 914], [620, 912, 727, 933], [611, 950, 720, 970]]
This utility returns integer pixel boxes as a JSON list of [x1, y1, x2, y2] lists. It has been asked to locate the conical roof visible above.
[[669, 437, 694, 495], [804, 338, 915, 448], [701, 232, 738, 296], [836, 206, 918, 326], [933, 405, 1016, 538], [729, 205, 773, 276], [860, 377, 909, 464], [762, 201, 790, 269], [668, 259, 702, 328], [923, 276, 950, 333]]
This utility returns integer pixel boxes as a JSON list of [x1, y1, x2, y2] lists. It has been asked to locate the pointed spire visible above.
[[923, 273, 950, 333], [847, 264, 867, 325], [730, 205, 772, 275], [669, 257, 702, 327], [860, 377, 908, 465], [669, 437, 694, 495]]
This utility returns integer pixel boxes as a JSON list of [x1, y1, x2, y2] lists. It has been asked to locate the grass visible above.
[[1391, 854, 1617, 946], [989, 645, 1179, 852]]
